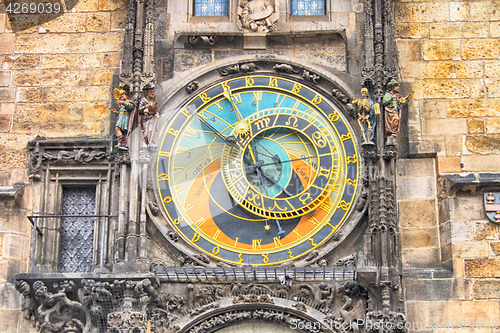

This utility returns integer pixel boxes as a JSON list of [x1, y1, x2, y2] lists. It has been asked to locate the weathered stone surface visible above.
[[86, 85, 110, 101], [0, 34, 14, 55], [473, 279, 500, 300], [484, 60, 500, 78], [473, 221, 498, 241], [437, 156, 461, 174], [47, 86, 87, 102], [103, 53, 121, 67], [398, 158, 435, 177], [40, 55, 81, 69], [402, 247, 441, 267], [0, 104, 15, 115], [468, 118, 485, 135], [463, 39, 500, 60], [0, 72, 10, 87], [485, 78, 500, 98], [12, 70, 59, 87], [404, 278, 471, 301], [425, 118, 467, 136], [491, 242, 500, 256], [99, 0, 128, 11], [415, 80, 469, 99], [470, 1, 500, 22], [3, 55, 40, 70], [420, 61, 456, 79], [92, 69, 114, 85], [447, 99, 500, 117], [16, 34, 71, 54], [395, 24, 429, 39], [406, 301, 500, 326], [491, 22, 500, 38], [396, 40, 422, 62], [470, 79, 487, 99], [0, 311, 22, 332], [402, 227, 439, 248], [444, 135, 463, 156], [1, 234, 28, 259], [463, 154, 500, 172], [423, 40, 461, 60], [13, 103, 83, 124], [70, 32, 124, 53], [17, 87, 47, 103], [394, 3, 450, 23], [451, 195, 484, 221], [82, 54, 103, 68], [87, 12, 111, 32], [84, 102, 110, 121], [59, 70, 91, 86], [450, 2, 469, 22], [398, 177, 436, 200], [39, 13, 87, 33], [0, 115, 11, 133], [465, 135, 500, 154], [0, 88, 15, 103], [465, 258, 500, 278], [430, 23, 488, 39], [111, 11, 128, 31], [73, 0, 99, 12], [457, 61, 484, 78], [453, 242, 490, 258], [400, 199, 438, 228], [485, 118, 500, 134]]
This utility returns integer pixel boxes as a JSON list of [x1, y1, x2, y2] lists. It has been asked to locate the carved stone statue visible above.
[[352, 88, 377, 144], [112, 86, 136, 149], [237, 0, 278, 32], [382, 79, 413, 146], [138, 87, 159, 148]]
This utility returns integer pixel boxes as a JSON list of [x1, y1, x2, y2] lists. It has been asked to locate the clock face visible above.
[[156, 75, 359, 265]]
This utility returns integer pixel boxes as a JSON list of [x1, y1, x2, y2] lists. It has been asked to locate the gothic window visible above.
[[291, 0, 326, 15], [59, 187, 96, 273], [193, 0, 229, 16]]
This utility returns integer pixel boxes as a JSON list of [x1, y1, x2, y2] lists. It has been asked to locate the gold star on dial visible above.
[[264, 224, 271, 231]]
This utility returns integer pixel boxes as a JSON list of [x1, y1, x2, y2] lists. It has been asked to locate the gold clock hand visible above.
[[222, 85, 243, 121]]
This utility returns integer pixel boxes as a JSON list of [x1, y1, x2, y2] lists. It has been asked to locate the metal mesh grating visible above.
[[59, 187, 96, 273]]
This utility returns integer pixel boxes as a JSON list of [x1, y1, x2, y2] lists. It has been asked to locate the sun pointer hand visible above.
[[189, 109, 237, 146]]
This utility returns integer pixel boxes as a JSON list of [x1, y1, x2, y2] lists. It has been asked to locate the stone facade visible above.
[[0, 0, 499, 332]]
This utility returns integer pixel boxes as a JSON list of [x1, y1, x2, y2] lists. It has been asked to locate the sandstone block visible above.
[[491, 22, 500, 38], [84, 102, 110, 121], [437, 156, 461, 174], [59, 70, 90, 86], [451, 195, 484, 221], [397, 158, 435, 177], [447, 99, 500, 118], [0, 88, 15, 102], [468, 118, 485, 135], [103, 53, 121, 68], [1, 233, 27, 259], [87, 12, 111, 32], [395, 40, 422, 62], [394, 3, 449, 23], [453, 242, 490, 258], [430, 23, 488, 39], [425, 118, 467, 136], [399, 200, 437, 228], [86, 85, 109, 101], [491, 242, 500, 256], [465, 257, 500, 278], [470, 80, 486, 99], [3, 54, 40, 70], [463, 154, 500, 172], [470, 1, 500, 22], [473, 279, 500, 300], [70, 32, 124, 53], [473, 221, 498, 241], [457, 61, 484, 79], [395, 24, 429, 39], [0, 310, 21, 332], [485, 79, 500, 98], [92, 69, 114, 85], [444, 135, 463, 156], [465, 134, 500, 154], [40, 55, 81, 69], [415, 79, 469, 99], [47, 86, 87, 102], [13, 70, 59, 86], [16, 34, 71, 54], [0, 104, 15, 115], [397, 176, 435, 200], [484, 61, 500, 78], [18, 87, 47, 103], [404, 278, 471, 301], [450, 2, 469, 22], [0, 114, 11, 132], [399, 61, 419, 79], [73, 0, 99, 12], [420, 61, 456, 79], [463, 39, 500, 60], [423, 40, 461, 60], [402, 247, 441, 267], [82, 54, 102, 68], [4, 14, 38, 33], [485, 118, 500, 134], [0, 34, 14, 55], [0, 14, 5, 33], [99, 0, 128, 11], [40, 13, 87, 33], [402, 227, 439, 248], [0, 71, 10, 87]]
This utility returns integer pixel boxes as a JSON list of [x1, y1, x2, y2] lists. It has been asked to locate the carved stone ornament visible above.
[[188, 35, 216, 46], [273, 63, 299, 74], [237, 0, 279, 33], [186, 81, 199, 94], [302, 70, 320, 84], [220, 63, 259, 76]]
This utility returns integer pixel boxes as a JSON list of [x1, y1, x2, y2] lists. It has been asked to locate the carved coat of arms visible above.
[[484, 192, 500, 223]]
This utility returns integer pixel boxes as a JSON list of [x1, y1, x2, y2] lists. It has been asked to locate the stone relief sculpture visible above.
[[237, 0, 279, 32], [382, 79, 412, 146], [352, 88, 378, 144]]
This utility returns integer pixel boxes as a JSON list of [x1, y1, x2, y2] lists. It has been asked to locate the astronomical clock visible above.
[[155, 74, 360, 266]]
